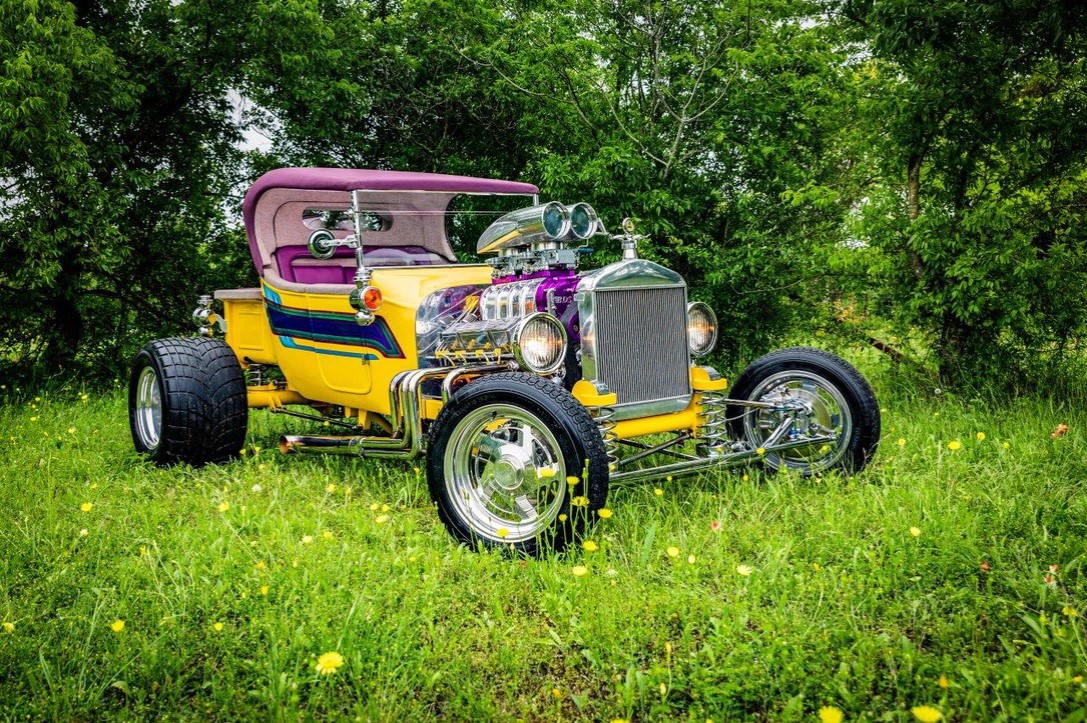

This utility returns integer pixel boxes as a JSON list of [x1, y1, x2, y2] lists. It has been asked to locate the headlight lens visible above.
[[569, 203, 598, 239], [541, 202, 570, 239], [687, 302, 718, 357], [512, 313, 567, 374]]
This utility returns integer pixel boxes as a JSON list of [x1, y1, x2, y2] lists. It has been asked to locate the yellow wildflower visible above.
[[80, 502, 93, 512], [818, 707, 844, 723], [322, 530, 334, 540], [537, 466, 556, 478], [496, 528, 509, 539], [572, 565, 589, 577], [736, 564, 753, 576], [571, 496, 589, 507], [911, 706, 942, 723], [315, 651, 345, 675], [255, 560, 267, 571], [380, 504, 390, 512], [1064, 605, 1078, 618], [326, 483, 337, 493], [597, 508, 613, 519], [1074, 675, 1084, 683], [976, 432, 986, 441], [687, 554, 696, 564], [948, 440, 962, 451], [212, 622, 224, 632], [302, 535, 314, 544], [369, 503, 379, 511], [910, 527, 921, 537], [551, 688, 563, 699], [566, 476, 580, 486], [67, 427, 76, 435], [78, 528, 88, 537], [897, 438, 906, 447], [558, 514, 568, 522], [1002, 441, 1010, 449], [654, 488, 663, 497], [217, 501, 230, 513], [260, 585, 269, 596], [666, 547, 680, 558], [742, 474, 749, 482], [756, 447, 766, 456], [2, 622, 13, 633], [583, 540, 598, 552], [110, 620, 125, 633], [375, 514, 390, 524], [938, 675, 949, 689]]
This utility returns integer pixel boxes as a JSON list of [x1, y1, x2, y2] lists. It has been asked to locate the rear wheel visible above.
[[426, 373, 609, 555], [129, 337, 248, 466], [726, 347, 880, 475]]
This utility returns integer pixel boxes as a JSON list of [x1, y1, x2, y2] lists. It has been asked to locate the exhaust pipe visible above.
[[279, 435, 371, 456]]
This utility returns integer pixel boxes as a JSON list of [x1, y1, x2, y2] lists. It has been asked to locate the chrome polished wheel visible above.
[[742, 370, 852, 472], [443, 403, 567, 544], [134, 366, 162, 450]]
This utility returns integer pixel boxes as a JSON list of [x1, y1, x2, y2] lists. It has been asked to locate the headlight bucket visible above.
[[686, 302, 718, 357], [511, 313, 568, 375]]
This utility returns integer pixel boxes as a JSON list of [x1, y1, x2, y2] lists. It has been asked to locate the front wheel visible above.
[[726, 347, 880, 475], [426, 373, 609, 555]]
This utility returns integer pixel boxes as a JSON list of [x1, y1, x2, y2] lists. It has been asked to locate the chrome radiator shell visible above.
[[576, 259, 692, 420]]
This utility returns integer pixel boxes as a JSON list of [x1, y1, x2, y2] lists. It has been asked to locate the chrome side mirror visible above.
[[308, 229, 339, 259]]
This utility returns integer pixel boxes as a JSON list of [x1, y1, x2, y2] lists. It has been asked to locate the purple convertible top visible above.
[[241, 168, 539, 278]]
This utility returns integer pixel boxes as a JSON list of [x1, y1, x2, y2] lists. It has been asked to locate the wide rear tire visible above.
[[129, 337, 248, 466], [426, 373, 609, 555]]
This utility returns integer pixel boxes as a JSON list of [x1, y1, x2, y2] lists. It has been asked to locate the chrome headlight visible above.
[[568, 203, 598, 240], [512, 313, 567, 374], [686, 302, 718, 357]]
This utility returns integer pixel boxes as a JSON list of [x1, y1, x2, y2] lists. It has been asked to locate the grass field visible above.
[[1, 358, 1086, 721]]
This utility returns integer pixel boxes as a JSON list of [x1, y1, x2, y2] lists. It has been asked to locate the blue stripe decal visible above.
[[260, 288, 404, 358], [278, 335, 378, 360]]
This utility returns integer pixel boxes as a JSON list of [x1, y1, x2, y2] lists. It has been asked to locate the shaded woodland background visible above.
[[2, 0, 1086, 390]]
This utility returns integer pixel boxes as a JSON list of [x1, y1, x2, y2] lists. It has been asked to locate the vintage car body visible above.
[[130, 167, 881, 552]]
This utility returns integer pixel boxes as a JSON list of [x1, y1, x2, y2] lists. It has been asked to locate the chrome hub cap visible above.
[[445, 404, 566, 543], [743, 370, 851, 471], [135, 366, 162, 450]]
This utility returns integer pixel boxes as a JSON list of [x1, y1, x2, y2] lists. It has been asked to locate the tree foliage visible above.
[[2, 0, 1087, 389]]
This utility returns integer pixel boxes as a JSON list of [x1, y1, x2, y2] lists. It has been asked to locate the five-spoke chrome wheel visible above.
[[134, 366, 163, 450], [444, 404, 567, 544], [742, 370, 851, 472]]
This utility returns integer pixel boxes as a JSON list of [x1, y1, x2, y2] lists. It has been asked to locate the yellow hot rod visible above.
[[129, 168, 880, 552]]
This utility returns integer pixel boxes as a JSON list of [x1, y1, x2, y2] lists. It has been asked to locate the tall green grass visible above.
[[1, 368, 1085, 720]]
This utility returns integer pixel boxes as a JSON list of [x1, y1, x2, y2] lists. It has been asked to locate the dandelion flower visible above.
[[583, 540, 598, 552], [255, 560, 267, 571], [380, 504, 390, 512], [302, 535, 314, 544], [536, 466, 556, 478], [551, 688, 563, 699], [326, 484, 337, 493], [218, 501, 230, 513], [110, 620, 125, 633], [976, 432, 985, 441], [756, 447, 766, 456], [1064, 605, 1078, 618], [897, 438, 906, 447], [572, 565, 589, 577], [558, 514, 568, 522], [80, 502, 93, 512], [910, 526, 921, 537], [1001, 441, 1010, 449], [687, 554, 696, 564], [496, 528, 509, 539], [79, 528, 88, 537], [818, 707, 844, 723], [654, 488, 663, 497], [1074, 675, 1084, 683], [566, 476, 580, 486], [2, 622, 13, 633], [67, 427, 76, 435], [369, 503, 379, 511], [736, 564, 753, 576], [947, 440, 962, 451], [571, 496, 589, 507], [911, 706, 942, 723], [322, 530, 334, 540], [251, 484, 263, 493], [742, 474, 749, 482], [212, 622, 224, 632], [666, 546, 680, 558], [597, 508, 613, 519], [315, 651, 345, 675], [375, 514, 389, 524], [260, 585, 269, 596], [938, 675, 949, 689]]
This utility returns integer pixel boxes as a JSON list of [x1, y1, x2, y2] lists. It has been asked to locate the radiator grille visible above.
[[593, 286, 691, 407]]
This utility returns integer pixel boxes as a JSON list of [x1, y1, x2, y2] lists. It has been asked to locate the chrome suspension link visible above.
[[589, 401, 620, 472]]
